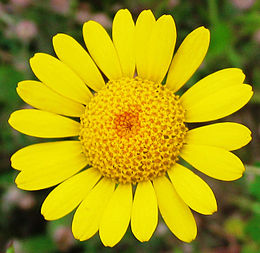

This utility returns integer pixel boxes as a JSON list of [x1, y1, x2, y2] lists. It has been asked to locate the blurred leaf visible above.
[[242, 241, 260, 253], [21, 235, 56, 253], [249, 175, 260, 201], [252, 67, 260, 88], [245, 215, 260, 243], [251, 92, 260, 104], [224, 216, 245, 240], [252, 202, 260, 216], [0, 172, 15, 188], [208, 22, 232, 57], [0, 65, 23, 108], [173, 248, 184, 253], [227, 47, 243, 67], [235, 11, 260, 34], [6, 244, 15, 253]]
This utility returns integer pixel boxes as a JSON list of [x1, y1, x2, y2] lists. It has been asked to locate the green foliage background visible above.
[[0, 0, 260, 252]]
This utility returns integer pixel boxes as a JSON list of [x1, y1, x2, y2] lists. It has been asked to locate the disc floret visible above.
[[80, 77, 187, 184]]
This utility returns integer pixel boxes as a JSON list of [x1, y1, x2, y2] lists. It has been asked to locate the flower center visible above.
[[79, 77, 188, 184], [114, 109, 141, 138]]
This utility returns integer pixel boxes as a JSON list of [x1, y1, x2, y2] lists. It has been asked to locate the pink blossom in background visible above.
[[230, 0, 255, 10], [18, 194, 36, 210], [15, 20, 37, 41], [90, 12, 112, 29], [75, 4, 111, 29], [155, 222, 168, 237], [2, 187, 36, 211], [10, 0, 31, 8], [50, 0, 70, 15], [53, 226, 75, 252], [167, 0, 180, 8], [0, 2, 5, 12], [75, 3, 91, 24]]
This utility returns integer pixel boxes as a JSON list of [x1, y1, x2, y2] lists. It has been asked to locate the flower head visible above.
[[9, 9, 253, 247], [80, 77, 187, 184]]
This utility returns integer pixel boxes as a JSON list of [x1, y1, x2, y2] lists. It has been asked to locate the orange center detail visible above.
[[114, 109, 141, 138]]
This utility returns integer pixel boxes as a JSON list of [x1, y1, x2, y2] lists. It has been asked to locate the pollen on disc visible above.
[[79, 77, 188, 184]]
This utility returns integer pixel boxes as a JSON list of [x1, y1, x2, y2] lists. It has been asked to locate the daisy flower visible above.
[[8, 9, 253, 247]]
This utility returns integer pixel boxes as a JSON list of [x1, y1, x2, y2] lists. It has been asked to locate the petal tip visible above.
[[29, 55, 36, 64], [17, 80, 25, 87], [115, 8, 130, 15], [8, 112, 15, 127], [141, 9, 153, 14], [232, 170, 244, 181], [40, 210, 52, 221], [52, 33, 59, 40], [16, 86, 21, 95], [71, 226, 81, 241], [139, 9, 155, 19], [72, 232, 80, 241], [10, 154, 17, 169], [31, 52, 41, 59], [244, 84, 254, 100], [193, 26, 210, 41], [199, 26, 209, 32], [29, 53, 44, 66], [83, 20, 101, 34], [14, 175, 22, 188], [136, 236, 151, 243], [101, 240, 116, 247], [200, 26, 210, 39], [84, 20, 98, 28], [205, 204, 218, 215], [157, 14, 174, 24], [181, 232, 197, 243], [52, 33, 64, 44]]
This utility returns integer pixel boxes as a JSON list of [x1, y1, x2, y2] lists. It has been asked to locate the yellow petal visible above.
[[8, 109, 80, 138], [183, 84, 253, 122], [112, 9, 135, 78], [131, 181, 158, 242], [185, 122, 252, 151], [11, 141, 84, 170], [138, 14, 176, 83], [135, 10, 156, 80], [166, 27, 210, 92], [181, 68, 245, 106], [153, 176, 197, 242], [72, 178, 115, 241], [53, 33, 105, 91], [180, 68, 251, 122], [30, 53, 92, 104], [13, 141, 88, 190], [17, 80, 85, 117], [41, 168, 101, 220], [180, 144, 245, 181], [168, 164, 217, 215], [83, 20, 122, 80], [99, 183, 132, 247]]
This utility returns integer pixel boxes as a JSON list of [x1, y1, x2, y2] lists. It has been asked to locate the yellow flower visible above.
[[8, 9, 253, 247]]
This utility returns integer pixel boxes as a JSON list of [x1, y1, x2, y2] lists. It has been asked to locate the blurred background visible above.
[[0, 0, 260, 252]]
